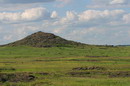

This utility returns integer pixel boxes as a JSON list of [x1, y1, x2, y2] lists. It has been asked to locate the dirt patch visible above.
[[0, 73, 35, 83], [72, 66, 106, 70], [108, 71, 130, 78], [68, 70, 130, 78]]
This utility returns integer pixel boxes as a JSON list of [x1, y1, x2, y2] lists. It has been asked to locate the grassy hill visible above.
[[1, 31, 130, 58], [1, 31, 85, 47]]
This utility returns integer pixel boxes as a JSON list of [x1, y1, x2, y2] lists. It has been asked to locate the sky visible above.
[[0, 0, 130, 45]]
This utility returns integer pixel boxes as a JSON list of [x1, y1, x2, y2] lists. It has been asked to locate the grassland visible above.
[[0, 46, 130, 86], [0, 45, 130, 58]]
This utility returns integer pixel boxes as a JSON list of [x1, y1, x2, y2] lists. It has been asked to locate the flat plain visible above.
[[0, 46, 130, 86]]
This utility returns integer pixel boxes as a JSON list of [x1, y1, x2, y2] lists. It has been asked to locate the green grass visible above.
[[0, 46, 130, 58], [0, 46, 130, 86], [1, 56, 130, 86]]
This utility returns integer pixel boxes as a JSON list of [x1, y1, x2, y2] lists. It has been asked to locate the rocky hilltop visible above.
[[2, 31, 85, 47]]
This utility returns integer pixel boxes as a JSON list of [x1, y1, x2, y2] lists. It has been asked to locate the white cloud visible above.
[[66, 11, 77, 20], [79, 10, 124, 22], [52, 11, 78, 26], [110, 0, 126, 4], [21, 7, 49, 20], [51, 10, 124, 28], [123, 13, 130, 23], [0, 7, 51, 23], [51, 11, 58, 18], [87, 0, 130, 8]]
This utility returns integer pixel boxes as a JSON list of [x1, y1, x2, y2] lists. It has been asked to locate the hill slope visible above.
[[2, 31, 84, 47]]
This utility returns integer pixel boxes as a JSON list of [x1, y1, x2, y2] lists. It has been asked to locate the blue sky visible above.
[[0, 0, 130, 45]]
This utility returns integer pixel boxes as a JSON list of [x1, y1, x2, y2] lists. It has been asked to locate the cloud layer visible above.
[[110, 0, 126, 5], [0, 7, 52, 23], [1, 7, 130, 45], [0, 0, 130, 45]]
